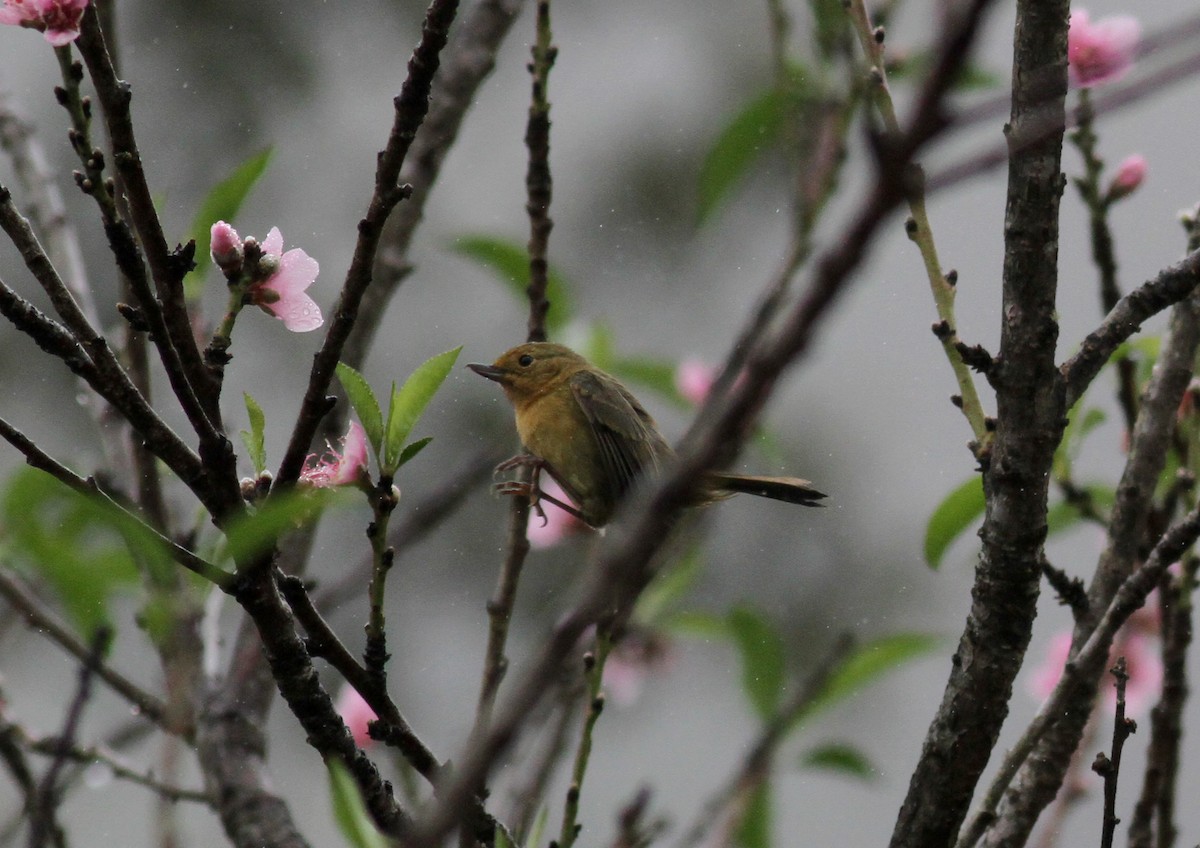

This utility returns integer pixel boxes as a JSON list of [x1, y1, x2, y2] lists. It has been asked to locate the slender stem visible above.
[[524, 0, 555, 343], [1095, 658, 1132, 848], [364, 479, 399, 682], [1068, 90, 1138, 432], [558, 633, 611, 848], [846, 0, 989, 453], [0, 569, 177, 735], [21, 735, 212, 804]]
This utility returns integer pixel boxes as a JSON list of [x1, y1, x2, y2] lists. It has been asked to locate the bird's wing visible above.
[[569, 369, 667, 498]]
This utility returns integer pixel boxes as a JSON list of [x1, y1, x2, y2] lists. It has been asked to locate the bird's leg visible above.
[[493, 455, 588, 525]]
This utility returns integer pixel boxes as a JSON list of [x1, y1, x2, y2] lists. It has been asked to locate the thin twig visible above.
[[557, 634, 610, 848], [0, 415, 234, 591], [674, 634, 855, 848], [29, 627, 110, 848], [1093, 657, 1133, 848], [22, 735, 213, 805], [523, 0, 555, 343], [1062, 251, 1200, 411], [0, 569, 174, 735], [1127, 557, 1197, 848]]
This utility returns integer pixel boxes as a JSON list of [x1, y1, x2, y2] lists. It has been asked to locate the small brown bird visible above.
[[468, 342, 825, 528]]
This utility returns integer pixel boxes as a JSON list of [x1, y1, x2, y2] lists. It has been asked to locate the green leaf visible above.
[[728, 604, 786, 719], [698, 87, 790, 223], [184, 148, 274, 298], [223, 489, 339, 565], [1053, 403, 1106, 480], [494, 827, 515, 848], [808, 0, 848, 58], [396, 436, 434, 469], [1, 468, 152, 639], [336, 362, 384, 457], [449, 235, 573, 333], [801, 633, 939, 725], [610, 356, 689, 408], [580, 322, 617, 369], [923, 475, 985, 569], [800, 742, 875, 780], [240, 392, 268, 474], [735, 782, 772, 848], [327, 760, 388, 848], [663, 609, 732, 640], [383, 347, 461, 472], [526, 806, 549, 848]]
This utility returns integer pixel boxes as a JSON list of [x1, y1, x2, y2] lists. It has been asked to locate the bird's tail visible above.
[[707, 472, 827, 507]]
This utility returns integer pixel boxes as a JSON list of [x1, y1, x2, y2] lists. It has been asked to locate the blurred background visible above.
[[1, 0, 1199, 845]]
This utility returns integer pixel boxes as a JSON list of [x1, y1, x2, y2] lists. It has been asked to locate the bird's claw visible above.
[[493, 479, 549, 525]]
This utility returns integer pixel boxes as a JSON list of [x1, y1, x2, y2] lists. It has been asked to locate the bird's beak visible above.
[[467, 362, 507, 383]]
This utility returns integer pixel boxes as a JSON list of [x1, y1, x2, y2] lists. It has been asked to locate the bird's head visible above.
[[467, 342, 588, 404]]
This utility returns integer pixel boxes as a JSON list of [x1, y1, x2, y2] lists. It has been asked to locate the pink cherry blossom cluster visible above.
[[210, 221, 323, 333], [0, 0, 87, 46]]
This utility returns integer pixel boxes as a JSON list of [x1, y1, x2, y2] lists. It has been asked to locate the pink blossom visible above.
[[1068, 10, 1140, 89], [527, 476, 586, 548], [251, 227, 323, 332], [334, 685, 377, 749], [209, 220, 243, 270], [0, 0, 88, 46], [603, 628, 675, 707], [675, 359, 717, 406], [1107, 154, 1147, 200], [1028, 624, 1162, 718], [301, 421, 368, 487]]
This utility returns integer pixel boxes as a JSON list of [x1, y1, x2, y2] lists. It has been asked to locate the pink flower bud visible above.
[[209, 221, 243, 271], [334, 685, 377, 749], [675, 359, 717, 406], [1068, 10, 1140, 89], [1107, 154, 1146, 201]]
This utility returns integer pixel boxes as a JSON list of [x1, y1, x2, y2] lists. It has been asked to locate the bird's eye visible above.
[[518, 354, 534, 367]]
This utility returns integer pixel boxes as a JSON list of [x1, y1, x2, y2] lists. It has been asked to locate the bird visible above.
[[468, 342, 825, 528]]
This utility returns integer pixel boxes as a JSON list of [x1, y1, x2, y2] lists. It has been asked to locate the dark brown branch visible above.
[[276, 0, 461, 488], [1093, 657, 1134, 848], [890, 2, 1066, 845], [343, 0, 526, 371], [73, 9, 218, 420], [970, 288, 1200, 847], [1127, 558, 1196, 848], [1062, 250, 1200, 408], [277, 574, 441, 783], [960, 505, 1200, 848], [523, 0, 555, 342]]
